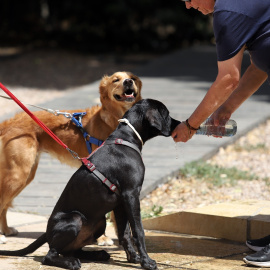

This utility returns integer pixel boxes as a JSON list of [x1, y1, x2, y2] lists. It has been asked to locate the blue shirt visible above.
[[213, 0, 270, 77]]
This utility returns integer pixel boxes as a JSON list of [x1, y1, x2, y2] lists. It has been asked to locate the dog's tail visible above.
[[0, 233, 47, 256]]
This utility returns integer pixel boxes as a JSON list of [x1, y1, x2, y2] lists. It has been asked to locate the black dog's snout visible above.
[[123, 79, 133, 87], [170, 118, 181, 134]]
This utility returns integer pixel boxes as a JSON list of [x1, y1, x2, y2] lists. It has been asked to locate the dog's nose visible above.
[[123, 79, 133, 87]]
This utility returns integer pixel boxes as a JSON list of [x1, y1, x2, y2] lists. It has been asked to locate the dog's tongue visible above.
[[125, 93, 134, 98], [116, 92, 135, 101]]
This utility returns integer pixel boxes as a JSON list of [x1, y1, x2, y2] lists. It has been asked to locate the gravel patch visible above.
[[141, 120, 270, 216]]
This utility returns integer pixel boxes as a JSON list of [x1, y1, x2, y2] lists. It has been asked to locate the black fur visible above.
[[0, 99, 180, 270]]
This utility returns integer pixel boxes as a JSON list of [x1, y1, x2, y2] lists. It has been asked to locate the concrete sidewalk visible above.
[[1, 211, 252, 270], [3, 200, 270, 270]]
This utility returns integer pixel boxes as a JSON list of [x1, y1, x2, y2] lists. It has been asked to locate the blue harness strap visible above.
[[71, 112, 104, 154]]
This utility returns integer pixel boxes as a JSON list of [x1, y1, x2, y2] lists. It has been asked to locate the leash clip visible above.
[[54, 110, 73, 118], [67, 148, 80, 159]]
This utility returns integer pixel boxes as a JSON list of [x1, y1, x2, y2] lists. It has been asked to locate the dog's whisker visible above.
[[112, 83, 122, 94], [112, 86, 118, 93], [112, 81, 124, 94]]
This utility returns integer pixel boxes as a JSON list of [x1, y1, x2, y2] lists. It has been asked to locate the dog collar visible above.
[[106, 138, 141, 155], [118, 118, 143, 145]]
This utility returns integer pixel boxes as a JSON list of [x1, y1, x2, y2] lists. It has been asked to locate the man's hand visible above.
[[172, 122, 196, 142]]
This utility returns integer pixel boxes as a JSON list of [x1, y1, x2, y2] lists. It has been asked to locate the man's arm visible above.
[[172, 47, 245, 142], [211, 62, 268, 125]]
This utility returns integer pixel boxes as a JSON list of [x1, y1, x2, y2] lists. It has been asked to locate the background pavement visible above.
[[2, 211, 251, 270], [1, 45, 270, 216]]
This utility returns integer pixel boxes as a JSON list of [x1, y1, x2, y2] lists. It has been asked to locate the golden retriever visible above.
[[0, 71, 142, 242]]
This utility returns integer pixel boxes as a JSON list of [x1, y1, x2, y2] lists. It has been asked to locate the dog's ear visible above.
[[99, 75, 110, 98], [145, 104, 176, 137], [145, 109, 163, 131], [136, 77, 143, 92]]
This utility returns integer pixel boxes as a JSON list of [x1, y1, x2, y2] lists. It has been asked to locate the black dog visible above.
[[0, 99, 180, 270]]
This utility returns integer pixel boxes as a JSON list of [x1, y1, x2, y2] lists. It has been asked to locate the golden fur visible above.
[[0, 72, 142, 237]]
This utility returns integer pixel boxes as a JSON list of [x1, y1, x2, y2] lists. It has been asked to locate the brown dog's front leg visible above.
[[122, 191, 157, 270]]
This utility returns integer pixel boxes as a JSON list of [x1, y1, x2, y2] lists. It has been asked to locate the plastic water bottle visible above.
[[196, 118, 237, 137]]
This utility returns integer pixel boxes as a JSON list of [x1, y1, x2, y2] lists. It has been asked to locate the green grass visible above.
[[233, 143, 267, 152], [141, 205, 163, 219], [179, 160, 258, 186]]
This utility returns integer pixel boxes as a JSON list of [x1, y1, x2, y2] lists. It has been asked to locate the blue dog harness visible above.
[[71, 112, 103, 154]]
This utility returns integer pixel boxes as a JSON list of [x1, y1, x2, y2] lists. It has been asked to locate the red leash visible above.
[[0, 82, 122, 195], [0, 82, 79, 158]]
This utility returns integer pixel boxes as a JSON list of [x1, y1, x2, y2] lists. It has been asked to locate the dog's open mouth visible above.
[[114, 89, 137, 102]]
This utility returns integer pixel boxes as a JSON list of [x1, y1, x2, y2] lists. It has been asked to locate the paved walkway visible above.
[[1, 45, 270, 216], [1, 211, 251, 270]]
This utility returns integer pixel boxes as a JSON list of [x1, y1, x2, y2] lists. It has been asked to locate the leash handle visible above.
[[0, 82, 69, 151]]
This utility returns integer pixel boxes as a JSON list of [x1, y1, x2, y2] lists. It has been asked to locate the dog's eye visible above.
[[113, 78, 119, 83], [131, 78, 136, 81]]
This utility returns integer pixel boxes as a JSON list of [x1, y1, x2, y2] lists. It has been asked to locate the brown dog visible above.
[[0, 71, 142, 239]]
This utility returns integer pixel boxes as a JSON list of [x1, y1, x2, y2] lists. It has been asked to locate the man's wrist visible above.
[[186, 119, 199, 131]]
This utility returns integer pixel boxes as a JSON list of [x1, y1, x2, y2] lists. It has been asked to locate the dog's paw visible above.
[[127, 252, 140, 264], [0, 235, 7, 244], [4, 227, 18, 236], [97, 235, 114, 246], [65, 257, 81, 270], [141, 257, 158, 270], [43, 255, 81, 270]]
